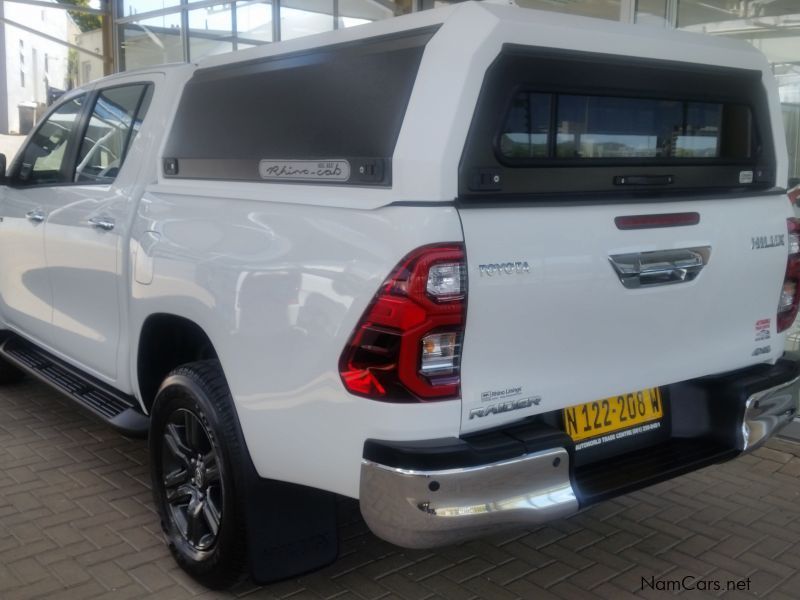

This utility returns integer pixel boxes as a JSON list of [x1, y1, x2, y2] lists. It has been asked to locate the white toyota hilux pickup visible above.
[[1, 1, 798, 589]]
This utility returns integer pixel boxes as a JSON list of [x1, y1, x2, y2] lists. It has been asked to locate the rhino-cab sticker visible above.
[[259, 159, 350, 182]]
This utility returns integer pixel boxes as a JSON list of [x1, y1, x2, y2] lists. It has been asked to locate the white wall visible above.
[[74, 28, 103, 86], [3, 2, 70, 133]]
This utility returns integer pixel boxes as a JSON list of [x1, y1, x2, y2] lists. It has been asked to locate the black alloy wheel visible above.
[[150, 360, 247, 589], [161, 408, 223, 552]]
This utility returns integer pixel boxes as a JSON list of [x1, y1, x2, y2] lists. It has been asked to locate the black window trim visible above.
[[459, 44, 777, 199]]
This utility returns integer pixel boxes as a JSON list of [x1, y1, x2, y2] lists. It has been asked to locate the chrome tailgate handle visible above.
[[609, 246, 711, 289]]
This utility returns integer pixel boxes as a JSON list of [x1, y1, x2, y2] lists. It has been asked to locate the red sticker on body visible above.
[[755, 318, 772, 341]]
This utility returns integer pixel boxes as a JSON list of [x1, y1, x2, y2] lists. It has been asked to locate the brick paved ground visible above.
[[1, 379, 800, 600]]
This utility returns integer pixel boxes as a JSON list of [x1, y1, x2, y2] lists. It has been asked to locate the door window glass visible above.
[[15, 95, 86, 186], [75, 84, 153, 184]]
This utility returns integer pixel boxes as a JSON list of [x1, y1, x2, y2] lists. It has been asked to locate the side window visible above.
[[15, 95, 86, 186], [75, 84, 153, 184]]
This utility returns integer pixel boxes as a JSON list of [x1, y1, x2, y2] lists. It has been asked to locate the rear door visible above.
[[457, 47, 789, 433], [43, 79, 157, 382]]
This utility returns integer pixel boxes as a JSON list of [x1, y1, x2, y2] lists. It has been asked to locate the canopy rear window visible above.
[[460, 45, 776, 199], [500, 93, 754, 162]]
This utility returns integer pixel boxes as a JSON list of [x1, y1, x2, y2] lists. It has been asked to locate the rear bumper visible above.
[[359, 357, 800, 548], [361, 448, 577, 549], [741, 372, 800, 450]]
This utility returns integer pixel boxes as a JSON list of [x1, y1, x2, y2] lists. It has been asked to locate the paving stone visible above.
[[87, 559, 135, 590], [129, 562, 176, 593], [331, 571, 387, 600], [49, 557, 92, 587], [9, 557, 50, 584], [1, 378, 800, 599], [440, 557, 495, 584], [401, 554, 454, 582], [593, 581, 641, 600], [525, 561, 577, 589], [2, 577, 64, 600], [674, 534, 719, 557], [421, 574, 479, 600], [480, 558, 532, 586]]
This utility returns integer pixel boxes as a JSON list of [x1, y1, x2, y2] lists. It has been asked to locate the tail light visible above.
[[339, 244, 466, 402], [778, 218, 800, 332]]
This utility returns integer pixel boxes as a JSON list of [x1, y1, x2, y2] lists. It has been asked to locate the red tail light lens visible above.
[[339, 244, 466, 402], [778, 218, 800, 333]]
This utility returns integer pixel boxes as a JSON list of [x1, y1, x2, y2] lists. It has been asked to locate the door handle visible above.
[[25, 209, 45, 223], [88, 216, 115, 231], [608, 246, 711, 289]]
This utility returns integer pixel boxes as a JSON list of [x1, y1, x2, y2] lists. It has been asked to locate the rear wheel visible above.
[[149, 360, 247, 589]]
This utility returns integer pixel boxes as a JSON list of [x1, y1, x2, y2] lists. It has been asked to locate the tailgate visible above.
[[458, 195, 791, 433]]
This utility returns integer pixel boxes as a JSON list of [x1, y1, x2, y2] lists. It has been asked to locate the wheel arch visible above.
[[137, 313, 219, 413]]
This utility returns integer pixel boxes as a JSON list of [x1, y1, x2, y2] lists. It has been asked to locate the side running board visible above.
[[0, 334, 149, 436]]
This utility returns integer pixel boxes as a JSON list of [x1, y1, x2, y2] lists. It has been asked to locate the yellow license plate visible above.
[[563, 388, 663, 442]]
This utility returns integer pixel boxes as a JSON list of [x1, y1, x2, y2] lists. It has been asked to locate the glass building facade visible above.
[[113, 0, 411, 69], [3, 0, 800, 175]]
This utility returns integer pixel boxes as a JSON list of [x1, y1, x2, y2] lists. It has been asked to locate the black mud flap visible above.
[[224, 382, 339, 583], [241, 468, 339, 584]]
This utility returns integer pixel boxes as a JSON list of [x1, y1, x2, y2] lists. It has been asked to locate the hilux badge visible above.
[[751, 234, 784, 250]]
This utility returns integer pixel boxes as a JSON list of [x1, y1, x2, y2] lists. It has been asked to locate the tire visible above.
[[0, 356, 25, 384], [149, 360, 248, 590]]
